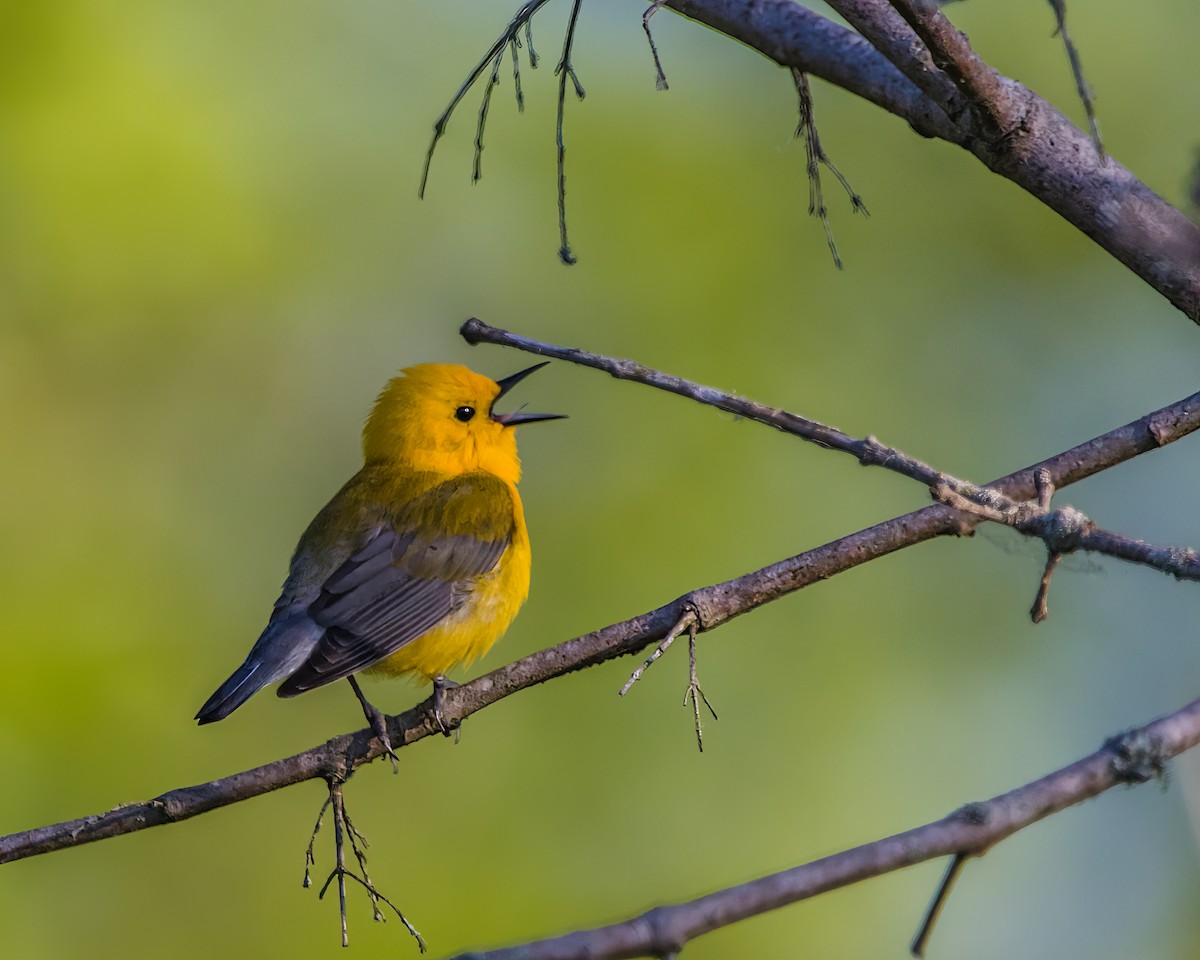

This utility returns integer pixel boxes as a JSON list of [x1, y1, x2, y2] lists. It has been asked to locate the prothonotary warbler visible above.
[[195, 361, 563, 762]]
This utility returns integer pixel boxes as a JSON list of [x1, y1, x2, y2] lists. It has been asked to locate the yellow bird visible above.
[[195, 361, 562, 760]]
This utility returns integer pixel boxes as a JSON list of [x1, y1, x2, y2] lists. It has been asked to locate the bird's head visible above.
[[363, 362, 563, 483]]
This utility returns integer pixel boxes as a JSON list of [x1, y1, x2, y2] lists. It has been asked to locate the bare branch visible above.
[[461, 318, 1200, 583], [450, 700, 1195, 960], [660, 0, 1200, 320]]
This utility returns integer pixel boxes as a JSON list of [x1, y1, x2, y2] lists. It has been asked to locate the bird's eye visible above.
[[455, 405, 476, 422]]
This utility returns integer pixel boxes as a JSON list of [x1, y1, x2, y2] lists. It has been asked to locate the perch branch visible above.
[[4, 337, 1200, 865], [461, 318, 1200, 584]]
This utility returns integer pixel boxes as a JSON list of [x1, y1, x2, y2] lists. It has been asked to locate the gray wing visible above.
[[276, 477, 512, 696]]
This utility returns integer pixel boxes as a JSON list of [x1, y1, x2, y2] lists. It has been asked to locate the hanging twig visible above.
[[418, 0, 555, 199], [310, 780, 427, 951], [910, 851, 968, 957], [792, 68, 868, 269], [643, 0, 670, 90], [1046, 0, 1103, 159], [554, 0, 587, 264], [682, 622, 718, 752]]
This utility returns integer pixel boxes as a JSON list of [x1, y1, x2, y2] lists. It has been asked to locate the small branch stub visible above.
[[619, 604, 700, 696]]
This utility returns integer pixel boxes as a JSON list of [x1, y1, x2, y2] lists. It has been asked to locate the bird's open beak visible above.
[[491, 361, 567, 426]]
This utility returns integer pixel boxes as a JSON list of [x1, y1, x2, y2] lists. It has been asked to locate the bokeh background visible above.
[[3, 1, 1200, 957]]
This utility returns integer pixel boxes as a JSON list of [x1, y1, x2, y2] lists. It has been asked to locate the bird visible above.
[[195, 361, 563, 764]]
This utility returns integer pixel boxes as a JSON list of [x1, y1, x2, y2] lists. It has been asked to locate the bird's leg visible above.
[[306, 778, 426, 951], [431, 675, 460, 738], [347, 676, 399, 773]]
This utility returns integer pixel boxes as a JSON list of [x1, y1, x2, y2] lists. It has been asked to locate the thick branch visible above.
[[661, 0, 1200, 320], [666, 0, 959, 140], [5, 347, 1198, 865], [452, 697, 1192, 959], [885, 0, 1020, 138]]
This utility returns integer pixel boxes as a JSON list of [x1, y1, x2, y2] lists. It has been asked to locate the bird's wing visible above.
[[276, 471, 514, 695]]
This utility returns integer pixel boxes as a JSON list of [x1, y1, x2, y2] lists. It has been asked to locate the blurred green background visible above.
[[3, 1, 1200, 957]]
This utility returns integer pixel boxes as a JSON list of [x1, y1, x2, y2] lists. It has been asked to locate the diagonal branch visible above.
[[450, 698, 1191, 960], [461, 318, 1200, 583], [660, 0, 1200, 320], [6, 340, 1199, 865]]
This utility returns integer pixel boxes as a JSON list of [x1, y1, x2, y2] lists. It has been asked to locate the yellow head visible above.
[[362, 362, 562, 484]]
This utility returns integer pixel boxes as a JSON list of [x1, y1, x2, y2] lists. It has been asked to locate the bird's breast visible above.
[[366, 527, 532, 682]]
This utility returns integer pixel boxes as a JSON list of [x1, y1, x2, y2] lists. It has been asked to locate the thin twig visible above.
[[620, 606, 697, 695], [554, 0, 587, 265], [510, 39, 525, 112], [643, 0, 670, 90], [312, 780, 427, 951], [326, 782, 350, 946], [682, 622, 717, 752], [418, 0, 554, 199], [910, 851, 967, 957], [792, 68, 868, 269], [473, 49, 506, 183], [1046, 0, 1103, 159], [303, 792, 333, 889]]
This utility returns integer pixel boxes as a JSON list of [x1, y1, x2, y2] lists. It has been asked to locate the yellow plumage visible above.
[[195, 362, 561, 746]]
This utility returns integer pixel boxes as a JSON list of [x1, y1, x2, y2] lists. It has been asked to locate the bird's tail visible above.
[[195, 661, 265, 724]]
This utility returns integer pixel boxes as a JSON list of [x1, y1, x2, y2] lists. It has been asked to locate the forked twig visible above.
[[619, 605, 699, 696], [419, 0, 589, 263], [792, 69, 868, 270], [418, 0, 554, 199], [308, 780, 426, 951], [682, 622, 718, 751]]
